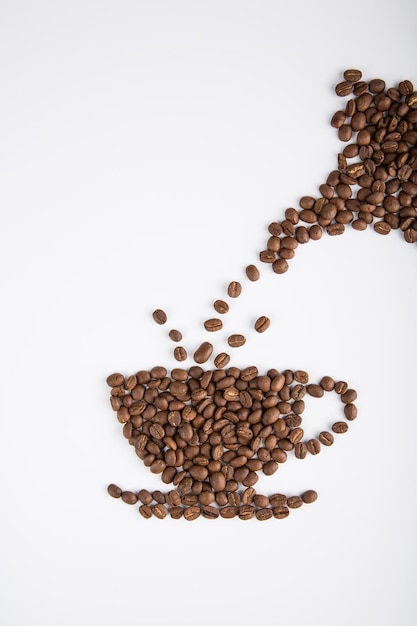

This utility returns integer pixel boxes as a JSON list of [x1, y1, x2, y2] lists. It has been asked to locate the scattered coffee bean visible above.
[[319, 431, 334, 446], [107, 484, 122, 498], [152, 309, 167, 325], [174, 346, 187, 362], [193, 342, 213, 364], [287, 496, 303, 509], [332, 421, 349, 434], [228, 334, 246, 348], [213, 299, 229, 314], [302, 490, 318, 504], [227, 281, 242, 298], [204, 318, 223, 332], [169, 329, 183, 342], [246, 264, 260, 281], [121, 491, 138, 505], [254, 316, 270, 333]]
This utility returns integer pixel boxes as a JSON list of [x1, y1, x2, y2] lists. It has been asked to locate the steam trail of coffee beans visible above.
[[107, 70, 416, 520]]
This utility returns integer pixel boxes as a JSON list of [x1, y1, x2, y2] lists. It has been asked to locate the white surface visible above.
[[1, 1, 416, 625]]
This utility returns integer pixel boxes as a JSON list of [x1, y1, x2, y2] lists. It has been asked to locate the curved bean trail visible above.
[[106, 69, 416, 520]]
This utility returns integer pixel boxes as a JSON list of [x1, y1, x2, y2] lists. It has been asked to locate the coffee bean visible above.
[[173, 346, 187, 362], [106, 373, 125, 388], [204, 318, 223, 332], [306, 439, 321, 455], [256, 508, 273, 521], [152, 309, 167, 325], [273, 506, 290, 519], [202, 505, 220, 519], [107, 484, 122, 498], [374, 221, 391, 235], [152, 503, 168, 519], [272, 259, 288, 274], [332, 421, 349, 434], [319, 431, 334, 446], [184, 505, 201, 521], [220, 506, 238, 518], [307, 384, 324, 398], [334, 381, 348, 395], [139, 504, 152, 519], [254, 316, 270, 333], [294, 442, 307, 459], [193, 342, 213, 364], [170, 506, 184, 519], [336, 80, 354, 97], [121, 491, 138, 505], [287, 496, 303, 509], [344, 403, 358, 420], [239, 505, 255, 520], [228, 334, 246, 348], [213, 299, 229, 314], [214, 352, 230, 368], [344, 69, 362, 83], [227, 281, 242, 298], [169, 329, 183, 342], [245, 264, 260, 281], [302, 490, 318, 504]]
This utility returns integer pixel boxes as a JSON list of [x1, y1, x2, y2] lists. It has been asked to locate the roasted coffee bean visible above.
[[254, 316, 270, 333], [307, 384, 324, 398], [152, 490, 166, 504], [121, 491, 138, 505], [332, 421, 349, 434], [306, 439, 321, 455], [374, 221, 391, 235], [202, 505, 220, 519], [239, 505, 255, 520], [287, 496, 303, 509], [204, 318, 223, 332], [169, 329, 183, 342], [174, 346, 187, 362], [152, 503, 168, 519], [193, 342, 213, 364], [213, 299, 229, 314], [170, 506, 184, 519], [344, 69, 362, 83], [152, 309, 167, 325], [344, 403, 358, 420], [319, 431, 335, 446], [184, 505, 201, 521], [228, 334, 246, 348], [227, 281, 242, 298], [256, 508, 273, 521], [294, 442, 307, 459], [106, 373, 125, 388], [302, 490, 318, 504], [273, 506, 290, 519], [107, 484, 122, 498], [139, 504, 153, 519], [245, 264, 260, 281]]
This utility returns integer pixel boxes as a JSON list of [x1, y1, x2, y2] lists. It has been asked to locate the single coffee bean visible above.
[[344, 403, 358, 420], [246, 264, 260, 281], [327, 223, 345, 236], [331, 110, 346, 128], [202, 505, 220, 519], [139, 504, 152, 519], [374, 221, 391, 235], [335, 80, 354, 97], [170, 506, 184, 519], [302, 490, 318, 504], [256, 508, 273, 521], [107, 484, 122, 498], [319, 376, 335, 391], [272, 258, 289, 274], [254, 316, 270, 333], [228, 334, 246, 348], [173, 346, 187, 362], [239, 505, 255, 520], [149, 423, 165, 439], [121, 491, 138, 505], [214, 352, 231, 369], [210, 471, 226, 492], [287, 496, 303, 509], [332, 421, 349, 434], [273, 506, 290, 519], [152, 309, 167, 325], [193, 342, 213, 364], [152, 490, 166, 504], [307, 384, 324, 398], [152, 503, 168, 519], [294, 442, 307, 459], [166, 490, 181, 507], [184, 505, 201, 521], [334, 381, 348, 394], [106, 372, 125, 388], [269, 493, 287, 507], [306, 439, 321, 455], [319, 431, 334, 446], [344, 69, 362, 83], [253, 494, 270, 508], [204, 318, 223, 332], [213, 299, 229, 314], [227, 281, 242, 298], [220, 506, 238, 518], [137, 489, 153, 505], [169, 329, 183, 342]]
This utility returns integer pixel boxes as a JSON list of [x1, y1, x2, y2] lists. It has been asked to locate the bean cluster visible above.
[[258, 69, 417, 275], [107, 365, 356, 520]]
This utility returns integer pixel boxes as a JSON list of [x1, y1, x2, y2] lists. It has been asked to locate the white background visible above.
[[1, 1, 416, 625]]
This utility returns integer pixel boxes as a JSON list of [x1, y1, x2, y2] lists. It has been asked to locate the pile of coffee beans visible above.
[[258, 69, 417, 274], [107, 365, 356, 520]]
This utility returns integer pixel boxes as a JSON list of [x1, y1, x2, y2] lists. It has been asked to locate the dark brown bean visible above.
[[213, 299, 229, 314], [106, 373, 125, 388], [306, 439, 321, 455], [227, 281, 242, 298], [228, 334, 246, 348], [193, 342, 213, 364], [204, 318, 223, 332], [246, 264, 260, 281], [302, 490, 318, 504], [139, 504, 153, 519], [152, 309, 167, 325], [319, 431, 334, 446], [121, 491, 138, 505], [174, 346, 187, 362], [254, 316, 271, 333], [107, 484, 122, 498], [169, 329, 183, 342], [332, 421, 349, 434]]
